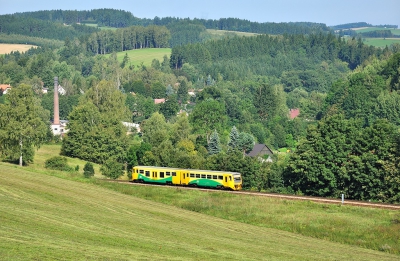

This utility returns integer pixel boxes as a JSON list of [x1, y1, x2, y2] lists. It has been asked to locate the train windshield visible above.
[[234, 175, 241, 182]]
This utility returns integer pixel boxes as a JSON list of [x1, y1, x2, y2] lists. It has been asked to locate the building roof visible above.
[[0, 84, 11, 91], [154, 98, 166, 104], [247, 144, 273, 157], [289, 108, 300, 119]]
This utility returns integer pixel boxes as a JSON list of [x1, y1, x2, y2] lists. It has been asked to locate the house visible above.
[[154, 98, 166, 104], [122, 121, 141, 133], [289, 108, 300, 119], [57, 85, 66, 95], [51, 120, 69, 136], [0, 84, 11, 94], [247, 144, 274, 162]]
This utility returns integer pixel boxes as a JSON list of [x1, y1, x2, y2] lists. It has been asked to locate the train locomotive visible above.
[[131, 166, 242, 190]]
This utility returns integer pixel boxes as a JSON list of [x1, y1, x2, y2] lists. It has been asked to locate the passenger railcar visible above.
[[131, 166, 242, 190]]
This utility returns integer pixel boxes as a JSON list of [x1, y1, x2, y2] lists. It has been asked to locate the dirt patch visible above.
[[0, 43, 37, 54]]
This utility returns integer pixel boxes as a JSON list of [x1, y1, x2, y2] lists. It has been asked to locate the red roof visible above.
[[0, 84, 11, 91], [154, 98, 166, 104], [289, 108, 300, 119]]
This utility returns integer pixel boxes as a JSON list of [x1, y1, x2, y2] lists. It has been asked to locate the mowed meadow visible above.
[[105, 48, 171, 68], [0, 144, 399, 260], [0, 43, 37, 54]]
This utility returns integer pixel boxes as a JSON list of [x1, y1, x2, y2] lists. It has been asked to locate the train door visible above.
[[181, 171, 188, 185], [171, 171, 180, 185]]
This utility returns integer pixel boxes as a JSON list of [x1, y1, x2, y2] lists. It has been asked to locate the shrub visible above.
[[83, 162, 95, 178], [45, 156, 73, 171], [100, 158, 123, 179]]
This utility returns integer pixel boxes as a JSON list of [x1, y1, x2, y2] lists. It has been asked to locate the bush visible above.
[[83, 162, 95, 178], [100, 158, 124, 179], [45, 156, 73, 171]]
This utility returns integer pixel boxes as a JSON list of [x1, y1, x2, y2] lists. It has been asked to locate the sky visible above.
[[0, 0, 399, 27]]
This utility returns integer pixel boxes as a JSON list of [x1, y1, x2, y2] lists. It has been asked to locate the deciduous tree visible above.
[[0, 84, 48, 166]]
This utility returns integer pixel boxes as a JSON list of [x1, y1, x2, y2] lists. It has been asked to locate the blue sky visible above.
[[0, 0, 399, 27]]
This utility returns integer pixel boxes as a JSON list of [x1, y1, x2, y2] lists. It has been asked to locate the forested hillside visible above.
[[0, 8, 400, 203]]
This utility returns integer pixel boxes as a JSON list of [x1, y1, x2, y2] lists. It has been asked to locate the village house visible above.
[[0, 84, 11, 94], [247, 143, 274, 162]]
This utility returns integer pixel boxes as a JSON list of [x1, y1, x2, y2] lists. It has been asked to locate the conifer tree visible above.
[[228, 126, 239, 149], [208, 130, 221, 155]]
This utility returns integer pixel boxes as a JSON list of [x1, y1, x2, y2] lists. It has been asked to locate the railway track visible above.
[[101, 179, 400, 210]]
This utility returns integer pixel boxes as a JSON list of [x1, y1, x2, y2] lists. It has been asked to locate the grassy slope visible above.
[[1, 163, 399, 260], [0, 144, 399, 259], [353, 27, 400, 35], [105, 48, 171, 69], [363, 38, 400, 48]]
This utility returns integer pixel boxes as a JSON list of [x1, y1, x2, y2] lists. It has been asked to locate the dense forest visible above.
[[1, 9, 400, 202]]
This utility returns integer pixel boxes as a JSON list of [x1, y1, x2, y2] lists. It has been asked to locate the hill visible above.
[[1, 162, 399, 260]]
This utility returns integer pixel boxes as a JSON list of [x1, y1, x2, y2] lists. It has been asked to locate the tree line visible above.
[[0, 15, 100, 41], [11, 9, 332, 35]]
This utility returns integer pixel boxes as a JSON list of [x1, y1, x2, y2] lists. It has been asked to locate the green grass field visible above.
[[353, 27, 400, 35], [0, 144, 399, 259], [105, 48, 171, 69], [363, 38, 400, 48]]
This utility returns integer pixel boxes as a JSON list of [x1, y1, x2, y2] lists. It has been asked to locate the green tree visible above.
[[126, 145, 139, 174], [208, 130, 221, 155], [101, 158, 124, 179], [189, 99, 227, 138], [159, 98, 179, 120], [170, 113, 192, 145], [61, 102, 128, 164], [140, 112, 169, 147], [228, 126, 239, 149], [121, 53, 130, 68], [177, 79, 189, 103], [237, 132, 255, 155], [0, 84, 48, 166], [83, 162, 95, 178], [151, 81, 166, 99]]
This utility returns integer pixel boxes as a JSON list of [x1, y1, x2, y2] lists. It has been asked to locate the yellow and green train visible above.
[[131, 166, 242, 191]]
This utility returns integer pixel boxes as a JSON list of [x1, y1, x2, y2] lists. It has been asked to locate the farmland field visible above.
[[207, 29, 259, 37], [0, 43, 37, 54], [353, 27, 400, 35], [1, 161, 399, 260], [105, 48, 171, 68], [363, 38, 400, 48], [82, 23, 118, 30]]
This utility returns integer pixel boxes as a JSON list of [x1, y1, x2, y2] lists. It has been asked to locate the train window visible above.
[[212, 175, 217, 179], [187, 173, 189, 178], [229, 176, 232, 181], [207, 175, 211, 179], [160, 172, 165, 178], [139, 170, 144, 174], [145, 171, 150, 177], [218, 176, 223, 180], [172, 172, 176, 176], [225, 177, 227, 182], [201, 174, 206, 178], [234, 176, 241, 181], [190, 174, 195, 178], [166, 172, 171, 176], [196, 174, 200, 178]]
